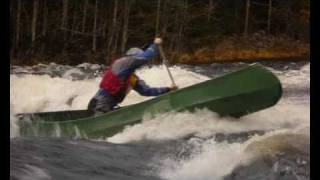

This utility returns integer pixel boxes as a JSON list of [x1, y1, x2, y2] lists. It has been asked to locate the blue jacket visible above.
[[98, 43, 170, 105]]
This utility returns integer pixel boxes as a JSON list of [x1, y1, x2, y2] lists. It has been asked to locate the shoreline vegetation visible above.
[[171, 32, 309, 64], [11, 32, 309, 66], [10, 0, 309, 66]]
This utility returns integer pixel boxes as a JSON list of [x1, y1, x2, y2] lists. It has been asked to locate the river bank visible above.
[[11, 33, 309, 66]]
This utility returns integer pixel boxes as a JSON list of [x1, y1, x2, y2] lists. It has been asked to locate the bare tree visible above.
[[82, 0, 88, 32], [42, 0, 47, 37], [107, 0, 118, 58], [101, 15, 108, 37], [61, 0, 69, 41], [40, 0, 48, 54], [168, 5, 180, 51], [31, 0, 38, 47], [244, 0, 250, 37], [92, 0, 99, 51], [155, 0, 161, 36], [267, 0, 272, 34], [113, 24, 120, 54], [71, 4, 78, 38], [208, 0, 214, 21], [15, 0, 21, 48], [160, 0, 169, 38], [176, 0, 188, 56], [168, 1, 187, 54], [121, 0, 132, 53], [233, 0, 239, 33], [61, 0, 68, 28]]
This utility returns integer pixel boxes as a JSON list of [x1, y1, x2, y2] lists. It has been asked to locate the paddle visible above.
[[154, 0, 177, 88], [158, 44, 177, 87]]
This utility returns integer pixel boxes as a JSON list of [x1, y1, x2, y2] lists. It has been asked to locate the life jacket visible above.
[[100, 69, 138, 102]]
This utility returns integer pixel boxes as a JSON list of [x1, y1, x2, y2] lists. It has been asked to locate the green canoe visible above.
[[18, 64, 282, 138]]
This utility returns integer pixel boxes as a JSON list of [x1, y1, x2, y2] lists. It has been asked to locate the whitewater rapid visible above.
[[10, 62, 310, 180]]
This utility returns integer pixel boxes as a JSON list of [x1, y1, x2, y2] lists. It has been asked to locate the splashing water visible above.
[[154, 127, 309, 180], [107, 63, 309, 179], [10, 113, 20, 138], [157, 139, 255, 180], [10, 65, 209, 137], [10, 63, 309, 179], [107, 64, 309, 144], [107, 101, 309, 143], [10, 75, 99, 113]]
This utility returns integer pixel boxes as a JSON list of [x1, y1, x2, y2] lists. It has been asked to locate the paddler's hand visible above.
[[170, 85, 178, 91], [154, 37, 162, 45]]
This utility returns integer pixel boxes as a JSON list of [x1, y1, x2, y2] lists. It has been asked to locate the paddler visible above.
[[88, 37, 178, 115]]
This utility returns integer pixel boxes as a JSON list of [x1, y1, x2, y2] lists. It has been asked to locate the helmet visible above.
[[126, 47, 143, 56]]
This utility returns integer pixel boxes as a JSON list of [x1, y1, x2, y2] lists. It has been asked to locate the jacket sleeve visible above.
[[133, 43, 158, 60], [133, 78, 171, 96]]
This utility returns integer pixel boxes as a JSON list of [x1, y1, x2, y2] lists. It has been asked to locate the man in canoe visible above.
[[88, 37, 178, 115]]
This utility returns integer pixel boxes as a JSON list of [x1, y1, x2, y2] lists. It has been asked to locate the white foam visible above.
[[10, 65, 209, 137], [10, 74, 99, 137], [156, 138, 255, 180], [62, 68, 85, 80], [10, 63, 310, 179], [155, 127, 309, 180], [10, 64, 309, 141], [120, 65, 209, 106], [10, 113, 20, 138], [107, 64, 309, 143], [107, 99, 309, 143], [22, 164, 51, 180], [272, 63, 310, 89], [10, 74, 99, 113]]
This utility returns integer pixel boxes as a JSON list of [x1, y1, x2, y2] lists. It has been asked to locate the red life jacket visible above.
[[100, 69, 128, 95], [99, 69, 138, 100]]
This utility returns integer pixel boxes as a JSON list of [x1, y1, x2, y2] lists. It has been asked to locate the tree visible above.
[[244, 0, 250, 38], [92, 0, 98, 51], [82, 0, 88, 33], [208, 0, 214, 21], [121, 0, 132, 53], [176, 0, 188, 56], [267, 0, 272, 34], [31, 0, 38, 47], [15, 0, 21, 49], [61, 0, 69, 40], [9, 0, 309, 65], [107, 0, 118, 59], [42, 0, 47, 37], [155, 0, 161, 36]]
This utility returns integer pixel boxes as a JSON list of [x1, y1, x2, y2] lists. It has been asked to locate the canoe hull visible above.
[[18, 64, 282, 138]]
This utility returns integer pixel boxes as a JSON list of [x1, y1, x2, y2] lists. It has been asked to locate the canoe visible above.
[[18, 64, 282, 138]]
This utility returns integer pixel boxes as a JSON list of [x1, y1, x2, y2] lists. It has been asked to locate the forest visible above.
[[10, 0, 309, 65]]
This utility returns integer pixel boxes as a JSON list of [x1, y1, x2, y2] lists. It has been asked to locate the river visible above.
[[10, 61, 310, 180]]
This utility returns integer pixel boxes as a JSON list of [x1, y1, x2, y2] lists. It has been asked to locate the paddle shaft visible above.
[[158, 45, 176, 86], [154, 2, 176, 87]]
